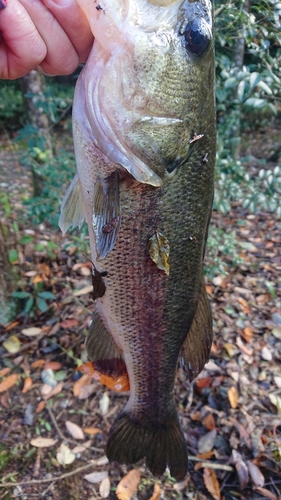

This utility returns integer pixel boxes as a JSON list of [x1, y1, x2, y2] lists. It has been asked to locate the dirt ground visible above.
[[0, 126, 281, 500]]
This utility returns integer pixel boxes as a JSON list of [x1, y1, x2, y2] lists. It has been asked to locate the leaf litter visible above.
[[0, 143, 281, 499]]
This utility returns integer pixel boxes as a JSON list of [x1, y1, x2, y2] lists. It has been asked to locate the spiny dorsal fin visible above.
[[59, 174, 85, 234], [86, 312, 126, 378], [92, 171, 121, 261], [181, 278, 213, 382]]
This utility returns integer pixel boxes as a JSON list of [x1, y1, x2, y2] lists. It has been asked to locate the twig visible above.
[[0, 461, 102, 488], [189, 456, 233, 471]]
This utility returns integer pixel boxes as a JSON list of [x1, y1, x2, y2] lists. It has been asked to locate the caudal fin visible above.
[[106, 411, 188, 480]]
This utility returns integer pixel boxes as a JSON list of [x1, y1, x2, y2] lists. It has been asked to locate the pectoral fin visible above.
[[92, 171, 121, 260], [181, 279, 213, 382], [86, 311, 126, 378], [59, 174, 85, 234]]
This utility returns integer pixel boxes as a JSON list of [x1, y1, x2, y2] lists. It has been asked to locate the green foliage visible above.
[[12, 283, 56, 318], [0, 81, 24, 130], [206, 226, 244, 279], [0, 446, 11, 472], [22, 149, 76, 227]]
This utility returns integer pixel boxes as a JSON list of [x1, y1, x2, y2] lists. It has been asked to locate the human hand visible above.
[[0, 0, 94, 79]]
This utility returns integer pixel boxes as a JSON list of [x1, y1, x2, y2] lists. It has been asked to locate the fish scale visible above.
[[59, 0, 215, 479]]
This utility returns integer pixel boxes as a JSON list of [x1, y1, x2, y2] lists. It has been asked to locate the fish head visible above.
[[77, 0, 214, 186]]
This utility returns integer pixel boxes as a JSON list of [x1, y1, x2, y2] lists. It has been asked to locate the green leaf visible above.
[[8, 249, 18, 264], [38, 291, 56, 300], [24, 296, 34, 314], [11, 291, 30, 299], [18, 235, 34, 245], [54, 370, 67, 381], [37, 298, 48, 313]]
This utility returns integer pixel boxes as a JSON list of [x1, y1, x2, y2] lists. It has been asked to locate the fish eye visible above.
[[183, 19, 211, 56]]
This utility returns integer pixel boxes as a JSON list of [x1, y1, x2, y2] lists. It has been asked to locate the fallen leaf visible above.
[[116, 469, 141, 500], [195, 377, 212, 394], [3, 335, 21, 353], [41, 381, 64, 400], [203, 468, 220, 500], [84, 471, 108, 484], [224, 343, 239, 357], [260, 346, 272, 361], [100, 476, 111, 498], [41, 368, 57, 387], [22, 376, 33, 393], [21, 327, 42, 337], [196, 451, 214, 460], [0, 367, 11, 377], [273, 376, 281, 389], [0, 374, 19, 393], [84, 427, 102, 435], [44, 361, 63, 371], [72, 440, 92, 454], [228, 386, 239, 408], [243, 327, 253, 342], [253, 487, 278, 500], [31, 359, 45, 369], [198, 429, 217, 454], [73, 285, 93, 296], [57, 443, 76, 466], [30, 437, 57, 448], [78, 384, 97, 400], [35, 401, 46, 413], [203, 413, 216, 431], [65, 420, 85, 440], [0, 393, 9, 408], [95, 456, 109, 466], [99, 392, 110, 416], [60, 318, 79, 329], [149, 483, 161, 500], [247, 461, 265, 487], [73, 374, 92, 397], [232, 451, 249, 489]]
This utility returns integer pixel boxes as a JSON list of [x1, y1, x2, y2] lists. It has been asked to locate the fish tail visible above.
[[106, 410, 188, 480]]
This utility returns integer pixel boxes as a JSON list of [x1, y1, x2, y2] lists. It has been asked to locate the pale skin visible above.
[[0, 0, 94, 79]]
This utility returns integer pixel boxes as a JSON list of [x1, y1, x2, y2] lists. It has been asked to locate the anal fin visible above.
[[92, 171, 121, 260], [59, 174, 85, 234], [86, 311, 126, 378], [181, 277, 213, 382]]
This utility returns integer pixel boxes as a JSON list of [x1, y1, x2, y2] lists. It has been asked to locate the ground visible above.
[[0, 125, 280, 500]]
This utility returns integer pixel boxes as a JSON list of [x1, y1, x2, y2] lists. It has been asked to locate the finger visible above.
[[0, 0, 47, 79], [18, 0, 79, 75], [41, 0, 94, 63]]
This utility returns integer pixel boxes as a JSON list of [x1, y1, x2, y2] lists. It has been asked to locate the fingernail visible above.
[[0, 0, 8, 10]]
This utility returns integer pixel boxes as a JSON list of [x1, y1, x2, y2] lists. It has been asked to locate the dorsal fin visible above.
[[59, 174, 85, 234], [181, 278, 213, 382], [92, 171, 121, 260]]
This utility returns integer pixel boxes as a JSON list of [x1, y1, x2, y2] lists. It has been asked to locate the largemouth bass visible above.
[[59, 0, 215, 480]]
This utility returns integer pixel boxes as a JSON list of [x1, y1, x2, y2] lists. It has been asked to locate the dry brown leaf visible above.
[[22, 376, 33, 393], [247, 461, 265, 487], [254, 487, 278, 500], [0, 374, 19, 393], [60, 318, 79, 329], [203, 413, 216, 431], [44, 361, 63, 370], [65, 420, 85, 440], [0, 393, 9, 408], [198, 429, 217, 454], [149, 483, 161, 500], [84, 427, 102, 435], [57, 443, 76, 465], [31, 359, 45, 369], [232, 451, 249, 490], [243, 327, 253, 342], [99, 476, 111, 498], [6, 320, 20, 331], [196, 451, 214, 460], [203, 468, 220, 500], [78, 384, 97, 400], [73, 285, 93, 296], [0, 367, 11, 377], [41, 381, 64, 400], [228, 386, 239, 408], [84, 471, 108, 484], [30, 437, 57, 448], [35, 401, 46, 413], [72, 441, 92, 453], [73, 374, 92, 397], [116, 469, 141, 500], [21, 327, 42, 337]]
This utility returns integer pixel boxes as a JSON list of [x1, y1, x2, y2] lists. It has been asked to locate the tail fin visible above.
[[106, 411, 188, 480]]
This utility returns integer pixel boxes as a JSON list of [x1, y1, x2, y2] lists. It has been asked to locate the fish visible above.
[[59, 0, 216, 480]]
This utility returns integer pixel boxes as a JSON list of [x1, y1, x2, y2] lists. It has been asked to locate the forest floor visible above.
[[0, 124, 281, 500]]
